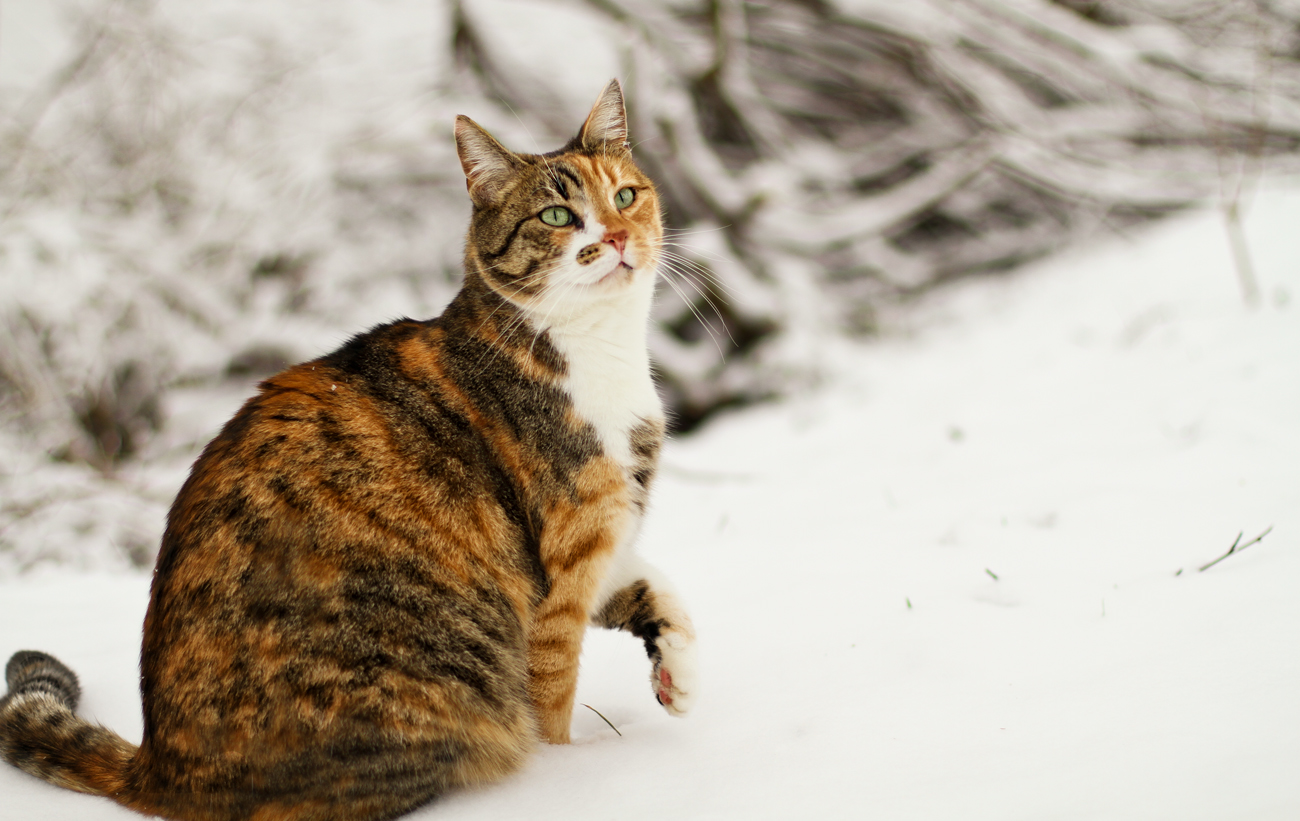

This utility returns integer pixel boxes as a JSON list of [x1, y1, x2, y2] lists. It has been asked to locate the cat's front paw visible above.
[[651, 631, 697, 716]]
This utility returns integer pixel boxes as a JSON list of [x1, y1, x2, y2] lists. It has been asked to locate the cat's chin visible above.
[[594, 261, 636, 287], [563, 259, 640, 292]]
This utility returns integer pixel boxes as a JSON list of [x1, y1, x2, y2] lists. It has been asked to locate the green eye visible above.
[[540, 206, 574, 227], [614, 187, 635, 209]]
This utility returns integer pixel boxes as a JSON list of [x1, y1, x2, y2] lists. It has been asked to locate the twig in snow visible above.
[[985, 568, 999, 581], [1198, 526, 1274, 572], [580, 704, 622, 737]]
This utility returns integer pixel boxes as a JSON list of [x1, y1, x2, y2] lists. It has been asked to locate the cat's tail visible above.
[[0, 651, 139, 799]]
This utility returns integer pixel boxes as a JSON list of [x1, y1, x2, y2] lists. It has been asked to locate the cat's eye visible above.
[[614, 187, 636, 209], [540, 207, 574, 227]]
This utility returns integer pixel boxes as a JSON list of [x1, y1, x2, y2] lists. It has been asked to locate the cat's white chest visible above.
[[550, 326, 661, 466]]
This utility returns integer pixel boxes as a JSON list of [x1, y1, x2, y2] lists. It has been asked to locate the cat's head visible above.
[[454, 80, 662, 324]]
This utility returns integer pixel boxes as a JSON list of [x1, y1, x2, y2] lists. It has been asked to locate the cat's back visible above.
[[159, 316, 527, 578], [132, 316, 553, 813]]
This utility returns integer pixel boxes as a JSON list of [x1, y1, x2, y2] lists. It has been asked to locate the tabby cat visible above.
[[0, 79, 697, 821]]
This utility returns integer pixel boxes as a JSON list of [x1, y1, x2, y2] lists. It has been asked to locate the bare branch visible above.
[[1198, 526, 1275, 572]]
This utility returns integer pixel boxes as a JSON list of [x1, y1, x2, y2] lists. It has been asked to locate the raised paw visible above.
[[651, 631, 697, 716]]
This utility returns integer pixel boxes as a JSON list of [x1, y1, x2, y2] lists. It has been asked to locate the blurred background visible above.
[[1, 0, 1298, 572]]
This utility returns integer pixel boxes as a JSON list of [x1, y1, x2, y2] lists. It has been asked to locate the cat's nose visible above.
[[603, 230, 628, 255]]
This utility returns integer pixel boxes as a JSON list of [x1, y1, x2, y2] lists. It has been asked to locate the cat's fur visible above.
[[0, 79, 697, 821]]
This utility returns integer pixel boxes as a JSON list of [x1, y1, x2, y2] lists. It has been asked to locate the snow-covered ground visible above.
[[2, 184, 1297, 819]]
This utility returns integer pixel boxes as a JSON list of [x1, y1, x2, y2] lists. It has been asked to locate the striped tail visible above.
[[0, 651, 137, 798]]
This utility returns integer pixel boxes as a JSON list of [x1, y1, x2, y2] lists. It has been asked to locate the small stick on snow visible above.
[[1198, 526, 1274, 572], [985, 568, 999, 581], [581, 704, 622, 737]]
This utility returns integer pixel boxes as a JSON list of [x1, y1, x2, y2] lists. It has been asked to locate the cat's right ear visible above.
[[455, 116, 521, 206], [577, 79, 629, 153]]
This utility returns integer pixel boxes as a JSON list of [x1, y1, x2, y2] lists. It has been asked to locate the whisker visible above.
[[655, 264, 730, 361], [661, 225, 730, 240], [657, 253, 742, 340], [652, 238, 733, 275], [468, 255, 566, 373], [526, 265, 585, 362], [655, 250, 742, 302], [654, 234, 728, 259]]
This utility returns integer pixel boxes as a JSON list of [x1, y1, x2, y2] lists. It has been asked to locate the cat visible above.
[[0, 79, 697, 821]]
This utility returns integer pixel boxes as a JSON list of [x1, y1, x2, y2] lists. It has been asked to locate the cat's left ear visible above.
[[455, 115, 523, 206], [578, 79, 630, 152]]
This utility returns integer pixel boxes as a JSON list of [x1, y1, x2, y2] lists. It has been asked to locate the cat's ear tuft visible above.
[[578, 79, 630, 152], [455, 115, 520, 206]]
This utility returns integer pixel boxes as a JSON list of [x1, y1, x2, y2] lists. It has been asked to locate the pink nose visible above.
[[604, 230, 628, 255]]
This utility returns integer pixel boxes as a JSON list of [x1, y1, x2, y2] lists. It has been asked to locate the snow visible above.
[[3, 0, 1299, 816], [2, 184, 1297, 819]]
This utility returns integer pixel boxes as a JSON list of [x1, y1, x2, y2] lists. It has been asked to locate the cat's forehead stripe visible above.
[[562, 154, 633, 194], [552, 165, 583, 190], [546, 163, 584, 200]]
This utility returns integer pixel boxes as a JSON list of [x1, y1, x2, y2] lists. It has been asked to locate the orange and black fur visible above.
[[0, 80, 698, 821]]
